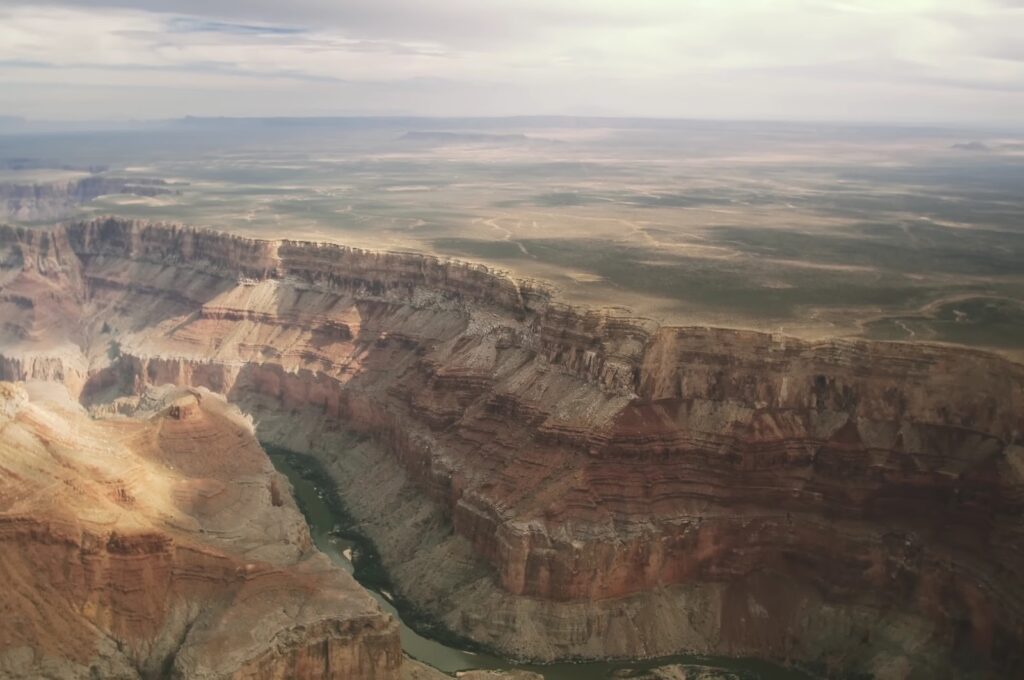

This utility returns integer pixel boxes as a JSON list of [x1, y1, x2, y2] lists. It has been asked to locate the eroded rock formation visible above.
[[1, 217, 1022, 679], [0, 177, 173, 221], [0, 380, 401, 679]]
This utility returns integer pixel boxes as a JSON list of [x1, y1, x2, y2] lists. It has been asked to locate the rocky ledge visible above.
[[1, 217, 1022, 679]]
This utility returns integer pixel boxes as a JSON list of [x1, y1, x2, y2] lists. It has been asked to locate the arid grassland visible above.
[[3, 118, 1022, 356]]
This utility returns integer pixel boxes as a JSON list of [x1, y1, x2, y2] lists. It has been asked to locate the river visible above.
[[267, 447, 814, 680]]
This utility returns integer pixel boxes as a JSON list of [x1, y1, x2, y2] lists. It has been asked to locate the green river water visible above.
[[267, 448, 815, 680]]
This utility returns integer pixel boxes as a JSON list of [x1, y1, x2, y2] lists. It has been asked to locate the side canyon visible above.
[[1, 217, 1022, 679]]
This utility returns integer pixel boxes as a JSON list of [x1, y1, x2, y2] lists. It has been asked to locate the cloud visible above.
[[0, 0, 1021, 123]]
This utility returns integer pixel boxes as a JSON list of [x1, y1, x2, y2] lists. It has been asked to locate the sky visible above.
[[0, 0, 1022, 125]]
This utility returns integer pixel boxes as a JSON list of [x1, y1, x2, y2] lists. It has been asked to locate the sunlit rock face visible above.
[[2, 217, 1023, 679], [0, 380, 401, 680]]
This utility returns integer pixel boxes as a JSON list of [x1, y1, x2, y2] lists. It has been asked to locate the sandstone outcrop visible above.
[[2, 217, 1023, 679], [0, 380, 401, 679]]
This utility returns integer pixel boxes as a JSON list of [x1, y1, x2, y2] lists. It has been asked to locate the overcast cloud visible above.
[[0, 0, 1022, 124]]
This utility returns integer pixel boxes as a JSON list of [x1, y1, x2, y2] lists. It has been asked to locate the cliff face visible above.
[[494, 329, 1020, 598], [0, 380, 401, 680], [2, 217, 1023, 678], [0, 177, 173, 221]]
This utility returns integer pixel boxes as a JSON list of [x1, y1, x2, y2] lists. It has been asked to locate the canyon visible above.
[[0, 217, 1022, 679]]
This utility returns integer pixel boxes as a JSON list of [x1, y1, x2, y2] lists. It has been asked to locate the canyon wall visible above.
[[0, 177, 173, 221], [0, 380, 402, 680], [2, 217, 1023, 679]]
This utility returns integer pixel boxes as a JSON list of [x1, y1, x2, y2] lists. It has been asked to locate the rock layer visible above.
[[2, 217, 1023, 678], [0, 380, 401, 679], [0, 177, 173, 221]]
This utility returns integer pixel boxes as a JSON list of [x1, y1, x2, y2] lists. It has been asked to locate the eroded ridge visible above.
[[2, 217, 1023, 678], [0, 380, 401, 679]]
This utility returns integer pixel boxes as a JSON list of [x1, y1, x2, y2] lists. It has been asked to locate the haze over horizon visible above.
[[1, 0, 1023, 126]]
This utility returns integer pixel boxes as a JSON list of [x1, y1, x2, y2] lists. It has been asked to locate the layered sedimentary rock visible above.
[[0, 380, 401, 679], [0, 176, 173, 221], [2, 217, 1023, 679]]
